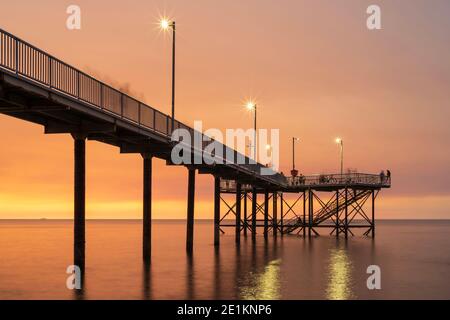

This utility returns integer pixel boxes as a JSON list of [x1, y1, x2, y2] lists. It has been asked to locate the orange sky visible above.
[[1, 0, 449, 219]]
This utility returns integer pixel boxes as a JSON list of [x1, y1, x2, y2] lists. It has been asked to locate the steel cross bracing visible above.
[[218, 180, 381, 238]]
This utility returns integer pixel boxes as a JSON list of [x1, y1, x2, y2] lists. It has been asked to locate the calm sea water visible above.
[[0, 220, 449, 300]]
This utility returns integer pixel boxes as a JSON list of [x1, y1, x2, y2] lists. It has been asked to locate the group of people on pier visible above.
[[286, 170, 391, 187], [380, 170, 391, 183]]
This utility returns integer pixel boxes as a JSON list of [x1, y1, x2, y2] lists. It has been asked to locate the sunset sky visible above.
[[1, 0, 449, 219]]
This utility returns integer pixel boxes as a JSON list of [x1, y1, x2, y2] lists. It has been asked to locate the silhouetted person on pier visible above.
[[380, 170, 385, 183], [299, 174, 305, 184], [387, 170, 391, 178]]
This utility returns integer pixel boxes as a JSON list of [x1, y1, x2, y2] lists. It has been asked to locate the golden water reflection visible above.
[[326, 245, 354, 300], [240, 259, 281, 300]]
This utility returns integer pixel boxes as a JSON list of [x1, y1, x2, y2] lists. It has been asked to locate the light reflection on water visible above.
[[240, 259, 281, 300], [326, 242, 354, 300]]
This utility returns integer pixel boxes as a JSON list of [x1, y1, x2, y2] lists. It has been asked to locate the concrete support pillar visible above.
[[73, 134, 86, 273], [335, 190, 339, 237], [186, 168, 195, 253], [251, 187, 257, 240], [243, 192, 248, 237], [280, 193, 284, 236], [214, 176, 221, 247], [372, 189, 375, 238], [345, 187, 348, 239], [142, 153, 152, 262], [272, 192, 277, 237], [235, 182, 241, 244], [308, 189, 312, 237], [263, 190, 269, 239], [303, 191, 306, 237]]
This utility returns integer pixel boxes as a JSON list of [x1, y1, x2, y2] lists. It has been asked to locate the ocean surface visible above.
[[0, 219, 449, 300]]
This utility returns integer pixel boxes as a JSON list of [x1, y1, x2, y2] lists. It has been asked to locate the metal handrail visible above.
[[286, 173, 391, 187], [0, 28, 286, 186]]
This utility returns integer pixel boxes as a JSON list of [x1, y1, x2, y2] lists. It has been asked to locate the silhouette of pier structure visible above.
[[219, 173, 390, 239], [0, 29, 390, 273]]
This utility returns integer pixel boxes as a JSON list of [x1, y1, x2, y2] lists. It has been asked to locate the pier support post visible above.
[[252, 187, 257, 240], [243, 191, 248, 237], [303, 191, 306, 237], [308, 189, 312, 237], [235, 182, 241, 244], [335, 190, 339, 237], [372, 189, 375, 237], [280, 193, 284, 235], [263, 190, 269, 239], [273, 192, 278, 237], [142, 153, 152, 262], [344, 187, 348, 239], [72, 134, 86, 273], [214, 175, 221, 247], [186, 168, 195, 253]]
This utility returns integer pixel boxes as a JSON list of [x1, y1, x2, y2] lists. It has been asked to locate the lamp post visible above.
[[160, 18, 176, 133], [291, 137, 300, 177], [335, 138, 344, 175], [246, 102, 257, 161]]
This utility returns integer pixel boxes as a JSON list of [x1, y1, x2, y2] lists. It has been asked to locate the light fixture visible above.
[[160, 18, 171, 30]]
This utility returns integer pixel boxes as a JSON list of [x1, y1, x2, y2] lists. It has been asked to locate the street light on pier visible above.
[[159, 18, 176, 133], [245, 101, 257, 161], [291, 137, 300, 177], [335, 137, 344, 175]]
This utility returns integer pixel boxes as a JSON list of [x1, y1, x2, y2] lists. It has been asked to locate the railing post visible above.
[[49, 57, 52, 88], [166, 117, 169, 136], [121, 94, 124, 118], [138, 103, 141, 126], [15, 38, 18, 75], [100, 84, 103, 109], [77, 71, 80, 99]]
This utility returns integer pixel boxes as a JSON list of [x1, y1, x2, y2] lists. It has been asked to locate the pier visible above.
[[219, 173, 390, 238], [0, 28, 391, 273]]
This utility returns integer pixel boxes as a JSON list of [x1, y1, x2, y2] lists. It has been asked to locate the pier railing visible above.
[[0, 28, 286, 186], [220, 180, 253, 192], [287, 173, 391, 188], [220, 173, 390, 192], [0, 29, 179, 135]]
